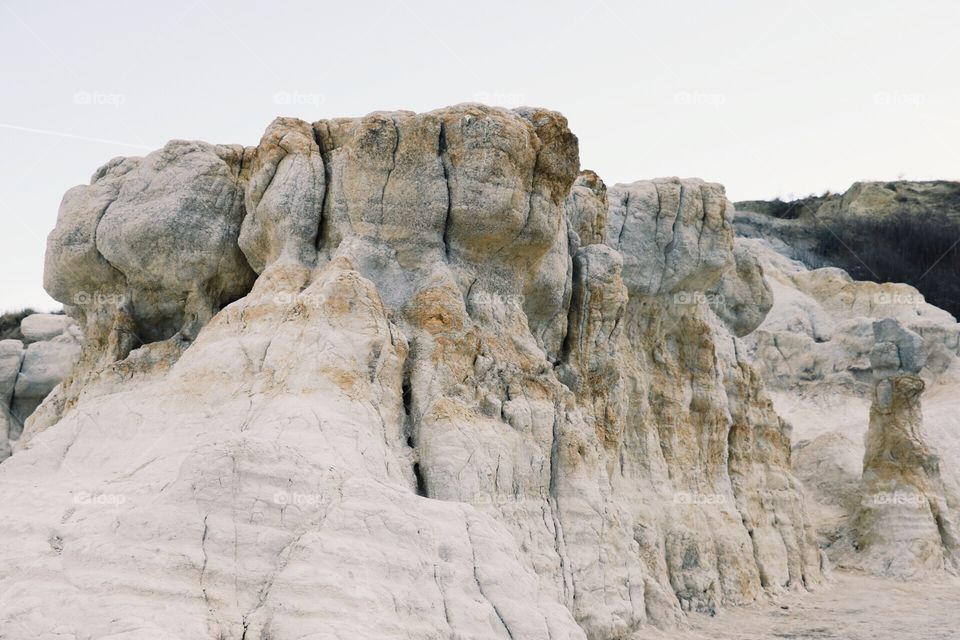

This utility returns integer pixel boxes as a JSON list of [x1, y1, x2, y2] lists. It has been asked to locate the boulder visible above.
[[708, 242, 774, 337], [46, 140, 257, 345], [11, 335, 80, 432], [19, 313, 72, 342], [0, 325, 81, 459], [0, 340, 25, 460]]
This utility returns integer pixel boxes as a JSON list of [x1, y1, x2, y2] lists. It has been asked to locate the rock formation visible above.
[[0, 312, 80, 460], [708, 242, 773, 338], [0, 105, 824, 639], [735, 229, 960, 577], [849, 320, 959, 577]]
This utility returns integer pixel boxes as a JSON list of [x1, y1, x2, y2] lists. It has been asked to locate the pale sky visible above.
[[2, 0, 958, 311]]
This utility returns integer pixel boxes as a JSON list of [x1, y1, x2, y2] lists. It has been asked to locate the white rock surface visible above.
[[0, 340, 23, 404], [738, 235, 960, 576], [708, 242, 773, 337], [10, 336, 79, 426], [0, 339, 25, 460], [0, 315, 80, 459], [607, 178, 733, 296], [19, 313, 73, 342], [1, 106, 824, 639]]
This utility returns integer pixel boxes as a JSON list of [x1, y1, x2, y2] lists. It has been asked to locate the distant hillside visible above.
[[736, 181, 960, 317], [0, 308, 36, 342]]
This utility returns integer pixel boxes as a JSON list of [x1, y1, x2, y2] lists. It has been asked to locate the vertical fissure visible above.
[[438, 121, 454, 259], [312, 124, 332, 254]]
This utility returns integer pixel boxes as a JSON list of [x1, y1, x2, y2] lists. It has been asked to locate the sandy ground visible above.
[[636, 570, 960, 640]]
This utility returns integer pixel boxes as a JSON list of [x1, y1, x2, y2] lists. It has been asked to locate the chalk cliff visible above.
[[1, 105, 823, 639]]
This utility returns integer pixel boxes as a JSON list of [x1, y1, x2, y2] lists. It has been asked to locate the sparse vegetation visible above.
[[764, 198, 806, 219], [737, 195, 828, 220], [0, 308, 36, 342], [814, 210, 960, 317]]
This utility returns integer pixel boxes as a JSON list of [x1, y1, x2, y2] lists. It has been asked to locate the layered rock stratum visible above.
[[0, 105, 834, 639]]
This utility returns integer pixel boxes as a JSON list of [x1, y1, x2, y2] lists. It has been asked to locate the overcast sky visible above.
[[1, 0, 957, 311]]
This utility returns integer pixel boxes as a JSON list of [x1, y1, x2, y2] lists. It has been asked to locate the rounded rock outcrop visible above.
[[47, 141, 257, 345]]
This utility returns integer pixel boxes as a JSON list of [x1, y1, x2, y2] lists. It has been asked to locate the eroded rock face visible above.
[[742, 237, 959, 396], [737, 236, 960, 576], [0, 339, 24, 459], [0, 314, 80, 460], [565, 170, 608, 247], [846, 322, 960, 577], [708, 242, 774, 337], [2, 105, 823, 639], [607, 178, 733, 297], [239, 117, 323, 272], [45, 140, 257, 345], [34, 140, 259, 442]]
